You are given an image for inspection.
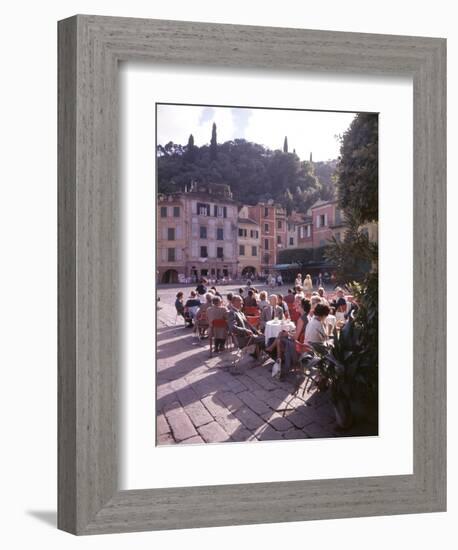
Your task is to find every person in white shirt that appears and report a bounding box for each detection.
[303,274,313,294]
[309,295,322,320]
[258,291,269,311]
[294,285,305,299]
[326,306,337,336]
[305,303,330,344]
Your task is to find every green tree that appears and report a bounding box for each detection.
[185,133,196,163]
[336,113,378,223]
[157,136,332,210]
[210,122,218,162]
[323,113,379,428]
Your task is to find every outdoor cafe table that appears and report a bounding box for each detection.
[264,319,296,345]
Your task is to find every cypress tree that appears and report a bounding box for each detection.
[283,136,288,153]
[210,122,217,161]
[186,133,196,163]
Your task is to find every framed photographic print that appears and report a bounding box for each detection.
[58,15,446,534]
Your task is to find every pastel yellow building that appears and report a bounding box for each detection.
[237,205,261,278]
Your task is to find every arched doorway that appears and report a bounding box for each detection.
[161,269,179,284]
[241,266,256,278]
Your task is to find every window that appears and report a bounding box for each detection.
[173,206,180,217]
[167,227,175,241]
[197,202,210,216]
[217,247,224,259]
[217,228,224,240]
[238,228,247,238]
[223,206,227,218]
[264,223,269,233]
[239,245,245,256]
[264,207,269,217]
[277,220,282,229]
[160,206,167,218]
[264,239,269,250]
[317,214,326,227]
[167,248,175,262]
[307,225,312,238]
[200,226,207,239]
[289,237,294,246]
[277,235,281,244]
[200,246,208,258]
[251,246,257,256]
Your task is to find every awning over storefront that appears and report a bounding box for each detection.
[273,263,300,270]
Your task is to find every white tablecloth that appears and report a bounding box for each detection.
[264,320,295,344]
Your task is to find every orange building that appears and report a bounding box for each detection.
[247,201,286,274]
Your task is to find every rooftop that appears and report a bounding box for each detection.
[311,198,338,209]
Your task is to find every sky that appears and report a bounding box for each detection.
[156,104,357,162]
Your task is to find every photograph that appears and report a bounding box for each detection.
[155,103,379,445]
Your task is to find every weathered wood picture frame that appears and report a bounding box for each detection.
[58,14,446,535]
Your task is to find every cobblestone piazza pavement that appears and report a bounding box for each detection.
[156,284,369,445]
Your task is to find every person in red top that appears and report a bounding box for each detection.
[294,298,312,344]
[283,288,295,306]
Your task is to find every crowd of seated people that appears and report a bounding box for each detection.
[173,276,358,372]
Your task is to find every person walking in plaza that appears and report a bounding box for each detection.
[294,273,302,287]
[316,272,323,288]
[303,274,313,294]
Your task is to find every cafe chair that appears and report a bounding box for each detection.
[243,306,259,317]
[195,310,209,340]
[209,319,232,357]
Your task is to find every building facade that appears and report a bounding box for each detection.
[286,212,302,249]
[310,200,338,248]
[157,194,186,283]
[297,212,313,249]
[185,182,238,281]
[157,182,238,283]
[237,205,261,278]
[247,201,286,274]
[157,190,377,284]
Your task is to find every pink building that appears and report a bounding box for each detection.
[311,200,337,248]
